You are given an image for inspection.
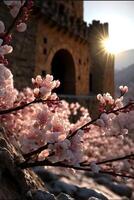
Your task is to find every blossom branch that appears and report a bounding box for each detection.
[1,0,133,182]
[4,0,28,37]
[23,143,50,159]
[67,117,98,140]
[18,159,134,179]
[22,101,134,160]
[107,101,134,114]
[68,101,134,140]
[80,153,134,166]
[0,99,59,115]
[97,153,134,165]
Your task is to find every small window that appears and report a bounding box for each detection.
[44,37,47,44]
[41,70,46,77]
[43,48,47,54]
[72,2,74,6]
[48,1,52,6]
[70,16,74,25]
[79,59,81,65]
[59,4,64,15]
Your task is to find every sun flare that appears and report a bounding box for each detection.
[102,37,123,54]
[100,15,134,55]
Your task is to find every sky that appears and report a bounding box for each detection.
[84,1,134,53]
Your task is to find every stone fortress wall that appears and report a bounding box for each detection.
[0,0,114,116]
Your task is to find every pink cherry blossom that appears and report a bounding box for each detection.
[0,39,3,46]
[119,85,128,94]
[0,21,5,33]
[17,23,27,32]
[0,1,133,183]
[0,45,13,55]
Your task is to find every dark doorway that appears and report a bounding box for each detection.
[51,49,75,94]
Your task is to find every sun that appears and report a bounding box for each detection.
[102,37,123,54]
[100,15,134,55]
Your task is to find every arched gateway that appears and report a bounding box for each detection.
[51,49,75,95]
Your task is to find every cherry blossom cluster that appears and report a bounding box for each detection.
[32,75,60,100]
[0,73,90,165]
[0,0,33,65]
[3,0,33,32]
[0,19,13,65]
[0,63,18,109]
[97,86,129,114]
[97,89,127,113]
[0,66,133,179]
[0,0,133,181]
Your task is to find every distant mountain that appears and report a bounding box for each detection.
[115,49,134,71]
[115,63,134,85]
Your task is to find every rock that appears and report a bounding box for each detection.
[107,183,132,198]
[75,187,108,200]
[85,172,112,182]
[33,167,59,183]
[34,168,123,200]
[31,189,56,200]
[57,192,74,200]
[95,177,132,198]
[49,180,77,195]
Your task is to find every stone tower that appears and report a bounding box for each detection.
[35,0,89,95]
[88,20,114,95]
[0,0,114,97]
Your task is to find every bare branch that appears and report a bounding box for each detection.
[18,159,134,179]
[80,153,134,166]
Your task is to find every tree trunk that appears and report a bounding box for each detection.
[0,126,56,200]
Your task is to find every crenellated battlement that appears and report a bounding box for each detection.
[35,1,109,45]
[36,0,89,43]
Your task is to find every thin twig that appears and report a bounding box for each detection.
[0,99,59,115]
[80,153,134,166]
[23,143,50,159]
[107,101,134,114]
[67,117,98,140]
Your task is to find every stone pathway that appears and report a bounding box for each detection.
[34,167,133,200]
